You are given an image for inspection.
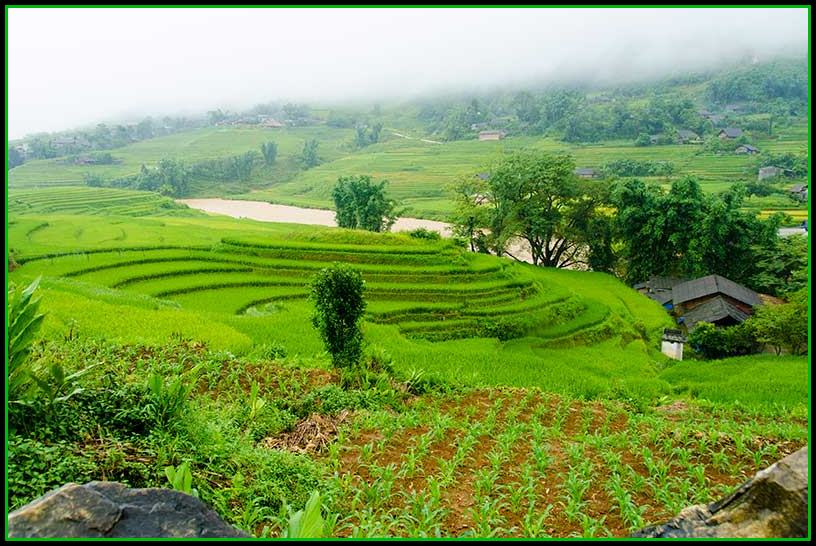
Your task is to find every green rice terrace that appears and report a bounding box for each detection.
[6,205,809,538]
[9,213,678,395]
[8,186,201,217]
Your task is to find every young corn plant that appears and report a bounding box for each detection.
[531,443,552,474]
[469,496,511,538]
[563,468,590,523]
[581,514,608,538]
[521,503,553,538]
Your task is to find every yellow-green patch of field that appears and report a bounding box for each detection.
[7,125,354,189]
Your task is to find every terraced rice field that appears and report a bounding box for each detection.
[15,237,593,344]
[9,212,676,396]
[319,388,807,538]
[8,186,199,217]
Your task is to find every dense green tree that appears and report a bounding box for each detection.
[332,175,397,233]
[135,159,190,196]
[8,147,24,169]
[301,139,320,168]
[354,123,383,148]
[757,152,808,178]
[326,111,356,128]
[512,91,540,126]
[207,109,226,125]
[260,141,278,166]
[310,264,366,369]
[613,179,673,283]
[83,173,105,187]
[449,174,492,253]
[136,117,154,140]
[750,289,808,356]
[229,151,259,181]
[613,177,779,286]
[283,103,310,124]
[750,234,808,297]
[689,185,779,284]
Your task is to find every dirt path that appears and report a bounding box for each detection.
[389,129,442,145]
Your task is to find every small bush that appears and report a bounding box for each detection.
[248,342,288,360]
[688,321,759,359]
[7,437,97,510]
[406,228,442,241]
[479,317,528,340]
[241,404,298,442]
[310,264,366,369]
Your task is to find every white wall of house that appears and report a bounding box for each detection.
[661,340,684,360]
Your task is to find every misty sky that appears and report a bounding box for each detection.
[8,7,808,140]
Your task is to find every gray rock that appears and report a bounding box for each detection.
[632,446,808,538]
[8,481,249,538]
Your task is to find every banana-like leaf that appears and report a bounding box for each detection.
[283,491,324,538]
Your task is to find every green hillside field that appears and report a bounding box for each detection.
[9,120,808,223]
[7,202,807,538]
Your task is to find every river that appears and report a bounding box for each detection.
[177,198,454,236]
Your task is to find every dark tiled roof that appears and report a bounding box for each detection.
[683,295,752,330]
[662,328,687,342]
[738,144,759,152]
[672,274,761,307]
[649,291,674,306]
[677,130,699,139]
[719,127,743,138]
[476,172,490,180]
[574,168,596,176]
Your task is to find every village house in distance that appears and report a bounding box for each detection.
[478,130,506,141]
[636,274,765,360]
[718,127,743,139]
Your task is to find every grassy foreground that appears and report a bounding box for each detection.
[8,337,807,538]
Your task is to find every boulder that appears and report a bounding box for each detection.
[632,446,808,538]
[7,481,249,538]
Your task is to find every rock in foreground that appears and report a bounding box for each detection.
[632,446,808,538]
[7,481,249,538]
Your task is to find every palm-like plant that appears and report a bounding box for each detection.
[8,276,45,403]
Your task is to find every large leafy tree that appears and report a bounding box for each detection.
[611,179,670,283]
[613,177,780,288]
[332,175,396,233]
[453,150,609,268]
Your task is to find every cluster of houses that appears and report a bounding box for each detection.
[635,274,769,360]
[645,126,749,148]
[215,115,288,128]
